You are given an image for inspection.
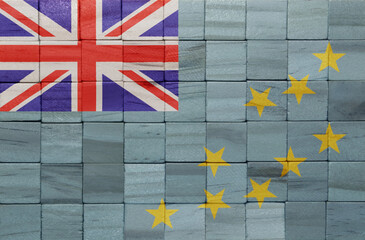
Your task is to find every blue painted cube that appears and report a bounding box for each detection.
[125,123,165,163]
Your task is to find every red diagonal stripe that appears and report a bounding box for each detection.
[106,0,170,37]
[122,70,178,111]
[0,0,54,37]
[0,70,68,111]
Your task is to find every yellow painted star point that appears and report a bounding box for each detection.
[274,147,307,177]
[283,75,316,104]
[313,42,346,72]
[313,123,346,153]
[146,199,179,229]
[245,87,277,117]
[244,179,277,208]
[199,189,231,219]
[198,147,231,177]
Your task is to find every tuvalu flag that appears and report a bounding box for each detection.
[0,0,365,240]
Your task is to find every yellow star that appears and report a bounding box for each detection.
[313,123,346,153]
[274,147,307,177]
[313,42,346,72]
[145,199,179,229]
[245,87,277,117]
[245,179,277,208]
[198,147,231,177]
[283,75,316,104]
[198,189,231,219]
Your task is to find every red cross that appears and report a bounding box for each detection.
[0,0,178,111]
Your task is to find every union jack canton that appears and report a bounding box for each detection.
[0,0,179,112]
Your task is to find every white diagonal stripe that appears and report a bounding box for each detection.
[134,70,178,101]
[122,1,164,40]
[121,77,165,111]
[39,0,78,40]
[0,1,38,40]
[0,63,39,82]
